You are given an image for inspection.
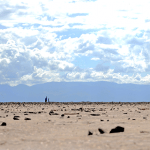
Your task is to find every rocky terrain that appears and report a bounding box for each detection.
[0,102,150,150]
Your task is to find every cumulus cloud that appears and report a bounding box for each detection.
[0,0,150,86]
[96,36,113,44]
[91,57,100,61]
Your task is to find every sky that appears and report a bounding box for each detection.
[0,0,150,87]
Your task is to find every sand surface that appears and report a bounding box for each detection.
[0,102,150,150]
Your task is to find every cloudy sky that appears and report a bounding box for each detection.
[0,0,150,86]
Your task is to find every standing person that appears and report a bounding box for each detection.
[48,98,49,102]
[45,96,47,102]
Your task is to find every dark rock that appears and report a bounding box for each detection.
[71,108,83,111]
[49,112,59,115]
[13,116,20,120]
[29,112,36,114]
[61,114,64,117]
[84,110,90,112]
[24,114,28,115]
[14,116,20,117]
[1,122,6,126]
[90,114,100,116]
[132,119,136,120]
[100,120,104,121]
[98,128,105,134]
[110,126,124,133]
[50,110,54,113]
[107,120,109,121]
[140,131,150,133]
[67,116,70,118]
[53,113,59,115]
[79,107,83,111]
[24,118,31,120]
[123,113,127,114]
[88,131,93,136]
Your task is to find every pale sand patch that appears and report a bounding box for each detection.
[0,102,150,150]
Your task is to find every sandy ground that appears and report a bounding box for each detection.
[0,102,150,150]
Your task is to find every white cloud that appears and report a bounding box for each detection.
[0,0,150,86]
[91,58,99,61]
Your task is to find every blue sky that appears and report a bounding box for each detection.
[0,0,150,86]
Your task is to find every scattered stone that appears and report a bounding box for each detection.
[0,122,6,126]
[49,112,59,115]
[140,131,150,133]
[84,110,90,112]
[132,119,136,120]
[67,116,70,118]
[107,120,109,121]
[98,128,105,134]
[13,116,20,120]
[90,114,100,116]
[79,107,83,111]
[29,112,37,114]
[49,110,59,115]
[61,114,64,117]
[128,118,130,120]
[139,108,149,110]
[50,110,54,113]
[24,114,28,115]
[88,131,93,136]
[71,108,83,111]
[110,126,124,133]
[24,118,31,120]
[100,119,104,121]
[143,117,147,120]
[123,113,127,114]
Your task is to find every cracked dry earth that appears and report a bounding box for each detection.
[0,102,150,150]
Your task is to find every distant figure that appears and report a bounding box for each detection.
[45,96,47,102]
[48,98,49,102]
